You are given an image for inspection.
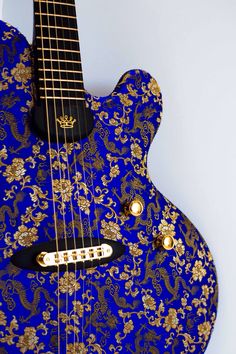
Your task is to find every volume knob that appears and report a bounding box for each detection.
[162,235,175,251]
[126,199,144,217]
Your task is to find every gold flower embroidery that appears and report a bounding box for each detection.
[124,320,134,334]
[158,219,176,238]
[164,308,179,332]
[14,225,38,247]
[77,196,91,214]
[101,220,122,240]
[11,62,31,85]
[73,301,84,317]
[53,179,73,202]
[0,145,7,160]
[3,158,26,183]
[142,294,156,311]
[198,321,211,341]
[202,285,210,299]
[192,260,206,282]
[110,164,120,178]
[0,81,8,91]
[16,327,39,353]
[42,311,51,322]
[0,311,6,326]
[131,142,142,160]
[128,243,143,257]
[91,100,101,111]
[59,272,80,296]
[119,94,133,107]
[115,126,123,136]
[148,77,161,97]
[67,343,88,354]
[175,238,185,256]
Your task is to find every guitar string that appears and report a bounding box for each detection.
[44,1,67,351]
[57,0,85,349]
[75,15,102,345]
[44,0,101,348]
[37,0,61,352]
[65,0,94,346]
[72,0,105,342]
[49,0,74,350]
[71,0,100,345]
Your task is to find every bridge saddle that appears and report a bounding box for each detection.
[36,243,113,267]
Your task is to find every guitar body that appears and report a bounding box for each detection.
[0,21,218,353]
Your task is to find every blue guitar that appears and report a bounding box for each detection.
[0,1,218,353]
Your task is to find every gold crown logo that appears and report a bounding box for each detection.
[57,115,76,129]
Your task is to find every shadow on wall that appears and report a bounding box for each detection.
[3,0,33,42]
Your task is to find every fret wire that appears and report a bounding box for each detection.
[35,12,76,19]
[39,78,83,83]
[36,36,79,43]
[38,69,82,73]
[34,0,84,99]
[34,0,75,7]
[40,88,85,92]
[37,47,80,53]
[40,96,85,100]
[38,58,81,63]
[35,24,78,31]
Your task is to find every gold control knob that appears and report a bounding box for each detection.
[126,199,144,217]
[162,235,175,251]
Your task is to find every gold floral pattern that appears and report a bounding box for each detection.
[164,308,179,332]
[158,219,176,239]
[192,260,207,282]
[0,311,6,326]
[198,321,212,341]
[67,343,88,354]
[148,77,161,97]
[100,220,122,240]
[14,225,38,247]
[0,19,217,354]
[142,294,156,310]
[131,141,142,160]
[53,178,73,203]
[16,327,39,353]
[58,272,81,296]
[3,158,26,183]
[11,63,31,86]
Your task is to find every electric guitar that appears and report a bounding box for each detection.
[0,1,218,353]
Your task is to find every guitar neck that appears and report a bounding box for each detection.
[33,0,85,101]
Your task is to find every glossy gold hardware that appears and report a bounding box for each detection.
[36,252,50,268]
[36,244,113,267]
[162,235,175,251]
[125,198,144,217]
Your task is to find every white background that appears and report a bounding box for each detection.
[1,1,236,353]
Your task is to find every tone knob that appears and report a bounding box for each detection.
[126,199,144,217]
[162,235,175,251]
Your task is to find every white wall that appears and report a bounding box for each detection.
[1,1,236,353]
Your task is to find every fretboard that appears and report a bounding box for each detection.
[33,0,84,101]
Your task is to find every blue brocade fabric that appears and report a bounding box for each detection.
[0,21,218,353]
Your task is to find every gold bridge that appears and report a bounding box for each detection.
[36,244,113,267]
